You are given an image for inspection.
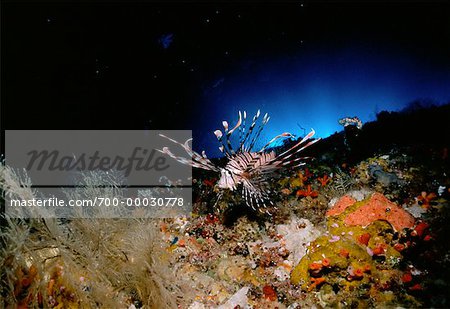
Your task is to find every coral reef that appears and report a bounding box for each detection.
[289,191,432,307]
[2,105,450,308]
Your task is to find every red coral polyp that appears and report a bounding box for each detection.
[357,233,371,246]
[372,244,387,256]
[296,185,319,198]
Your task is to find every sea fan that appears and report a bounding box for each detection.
[158,110,320,212]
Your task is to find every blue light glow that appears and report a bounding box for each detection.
[194,47,450,157]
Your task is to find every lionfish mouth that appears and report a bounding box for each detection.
[158,110,320,213]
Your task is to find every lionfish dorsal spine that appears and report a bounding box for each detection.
[238,109,261,152]
[222,121,229,132]
[223,111,242,155]
[214,129,232,157]
[238,110,247,147]
[220,120,236,154]
[228,111,242,136]
[247,112,270,152]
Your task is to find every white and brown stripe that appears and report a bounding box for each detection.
[158,110,320,213]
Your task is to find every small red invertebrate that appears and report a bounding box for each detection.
[402,272,413,283]
[317,174,331,187]
[393,243,406,252]
[347,267,364,281]
[417,191,437,209]
[263,285,277,301]
[303,168,313,179]
[372,243,387,256]
[339,249,350,258]
[423,235,432,241]
[295,170,309,184]
[322,258,331,267]
[353,268,364,278]
[309,277,326,290]
[411,222,429,237]
[358,233,371,246]
[309,262,323,270]
[203,178,217,187]
[409,283,423,291]
[178,239,186,247]
[205,213,219,224]
[296,185,319,198]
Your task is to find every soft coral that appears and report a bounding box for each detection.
[296,185,319,198]
[317,174,331,187]
[417,191,437,209]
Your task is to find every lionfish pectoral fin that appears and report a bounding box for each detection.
[158,134,219,171]
[240,176,274,213]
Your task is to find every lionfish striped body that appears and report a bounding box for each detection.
[158,110,319,212]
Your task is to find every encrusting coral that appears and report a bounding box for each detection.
[328,192,415,232]
[290,191,424,307]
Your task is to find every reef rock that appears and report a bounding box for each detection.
[276,216,322,264]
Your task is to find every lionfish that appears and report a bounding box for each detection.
[158,110,320,213]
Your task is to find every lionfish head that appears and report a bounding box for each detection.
[217,168,236,190]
